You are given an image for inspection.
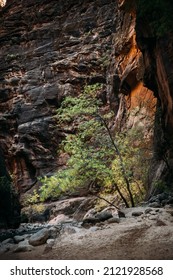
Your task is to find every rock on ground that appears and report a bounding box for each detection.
[29,228,50,246]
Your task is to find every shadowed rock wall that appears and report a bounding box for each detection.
[136,1,173,196]
[0,0,117,192]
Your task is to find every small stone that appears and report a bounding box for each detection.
[148,215,157,220]
[144,208,152,214]
[46,239,55,246]
[156,219,167,226]
[82,217,100,226]
[107,217,120,224]
[118,211,126,218]
[18,240,29,246]
[14,235,25,243]
[89,226,100,232]
[95,211,113,221]
[148,202,161,208]
[132,211,143,217]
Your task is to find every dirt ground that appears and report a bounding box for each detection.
[1,207,173,260]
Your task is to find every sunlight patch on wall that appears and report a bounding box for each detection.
[0,0,6,7]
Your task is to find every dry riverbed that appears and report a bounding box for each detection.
[1,207,173,260]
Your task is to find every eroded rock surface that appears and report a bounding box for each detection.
[0,0,156,197]
[0,0,117,192]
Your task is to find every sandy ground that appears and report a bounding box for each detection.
[1,207,173,260]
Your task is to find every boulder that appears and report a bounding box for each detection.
[14,241,33,253]
[48,214,71,225]
[82,208,114,225]
[29,228,49,246]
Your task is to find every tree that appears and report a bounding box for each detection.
[39,84,146,207]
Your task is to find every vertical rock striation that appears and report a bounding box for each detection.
[107,1,156,135]
[136,1,173,196]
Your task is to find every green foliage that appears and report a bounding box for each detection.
[83,83,103,96]
[137,0,173,37]
[24,189,40,206]
[39,84,147,207]
[21,203,46,223]
[5,53,20,62]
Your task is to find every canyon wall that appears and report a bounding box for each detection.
[0,0,157,208]
[0,0,118,194]
[135,0,173,196]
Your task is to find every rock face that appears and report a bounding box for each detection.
[135,1,173,196]
[0,0,120,193]
[0,0,156,193]
[0,0,160,214]
[0,148,20,228]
